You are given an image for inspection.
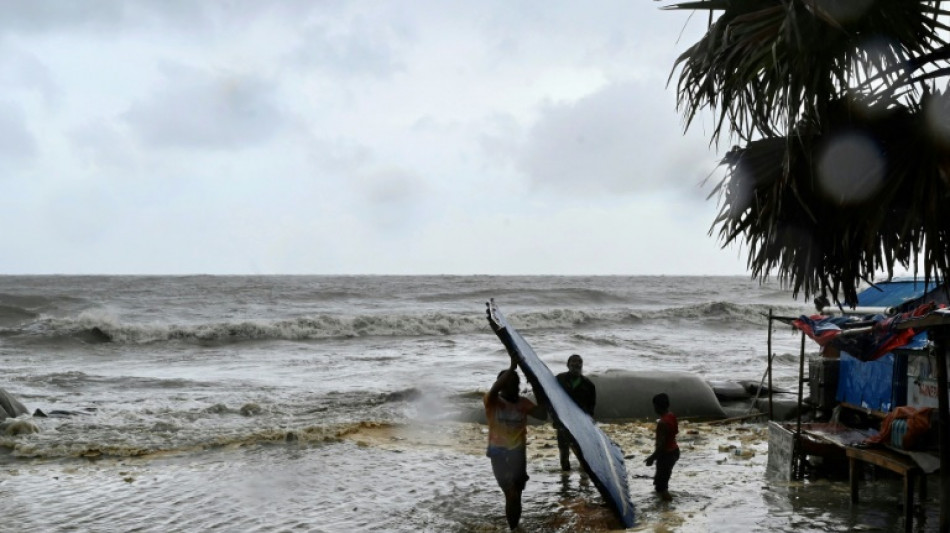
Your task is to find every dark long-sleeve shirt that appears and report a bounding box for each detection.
[555,372,596,415]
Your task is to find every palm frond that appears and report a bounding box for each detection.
[668,0,950,144]
[663,1,950,303]
[711,93,950,306]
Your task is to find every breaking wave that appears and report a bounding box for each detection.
[0,304,37,326]
[5,302,807,345]
[654,302,806,326]
[418,287,629,306]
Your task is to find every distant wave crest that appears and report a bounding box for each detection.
[420,287,628,306]
[0,304,39,326]
[10,302,806,345]
[19,310,493,344]
[652,301,803,326]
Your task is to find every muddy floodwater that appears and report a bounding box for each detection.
[2,420,938,532]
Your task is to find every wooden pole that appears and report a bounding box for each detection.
[796,329,806,478]
[934,327,950,533]
[797,330,805,434]
[768,309,774,420]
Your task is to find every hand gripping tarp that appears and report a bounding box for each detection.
[486,300,635,528]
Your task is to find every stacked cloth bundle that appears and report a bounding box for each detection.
[865,406,934,450]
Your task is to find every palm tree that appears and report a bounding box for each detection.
[663,0,950,307]
[663,3,950,530]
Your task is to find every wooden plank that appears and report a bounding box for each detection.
[846,446,923,533]
[846,447,919,475]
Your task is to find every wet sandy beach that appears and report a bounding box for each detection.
[344,419,776,531]
[3,418,936,532]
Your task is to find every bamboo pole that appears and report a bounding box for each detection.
[795,329,806,479]
[934,327,950,533]
[768,309,774,420]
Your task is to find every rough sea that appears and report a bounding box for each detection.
[0,276,935,532]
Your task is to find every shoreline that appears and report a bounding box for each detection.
[341,418,770,531]
[2,418,928,531]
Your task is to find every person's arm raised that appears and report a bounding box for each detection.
[488,357,518,400]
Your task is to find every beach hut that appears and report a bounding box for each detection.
[821,279,948,416]
[765,279,946,429]
[766,279,950,531]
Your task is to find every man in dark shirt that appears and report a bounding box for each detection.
[554,353,596,471]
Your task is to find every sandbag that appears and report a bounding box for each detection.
[589,370,726,420]
[708,380,751,401]
[0,387,29,421]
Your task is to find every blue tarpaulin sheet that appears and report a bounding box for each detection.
[857,280,940,309]
[899,331,930,351]
[837,352,896,411]
[822,281,942,412]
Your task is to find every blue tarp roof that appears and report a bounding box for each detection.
[899,331,930,351]
[857,279,941,308]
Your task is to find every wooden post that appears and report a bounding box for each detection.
[797,330,805,433]
[795,329,806,478]
[768,309,774,420]
[934,327,950,533]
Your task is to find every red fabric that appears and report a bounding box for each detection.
[865,406,932,450]
[865,302,936,360]
[659,412,679,452]
[791,314,843,346]
[793,302,945,361]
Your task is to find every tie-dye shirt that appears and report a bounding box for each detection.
[484,394,536,450]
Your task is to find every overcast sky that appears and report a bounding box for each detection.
[0,1,753,275]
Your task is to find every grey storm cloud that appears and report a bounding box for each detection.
[0,46,61,108]
[294,19,408,79]
[355,167,429,232]
[0,102,37,160]
[0,1,752,275]
[0,1,209,36]
[361,168,426,205]
[123,65,286,150]
[0,1,321,37]
[0,1,127,34]
[516,81,705,195]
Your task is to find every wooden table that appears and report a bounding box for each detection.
[847,446,925,533]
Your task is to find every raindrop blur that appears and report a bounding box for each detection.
[811,0,874,24]
[925,91,950,148]
[817,133,885,204]
[725,163,756,219]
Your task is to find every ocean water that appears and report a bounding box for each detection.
[0,276,932,531]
